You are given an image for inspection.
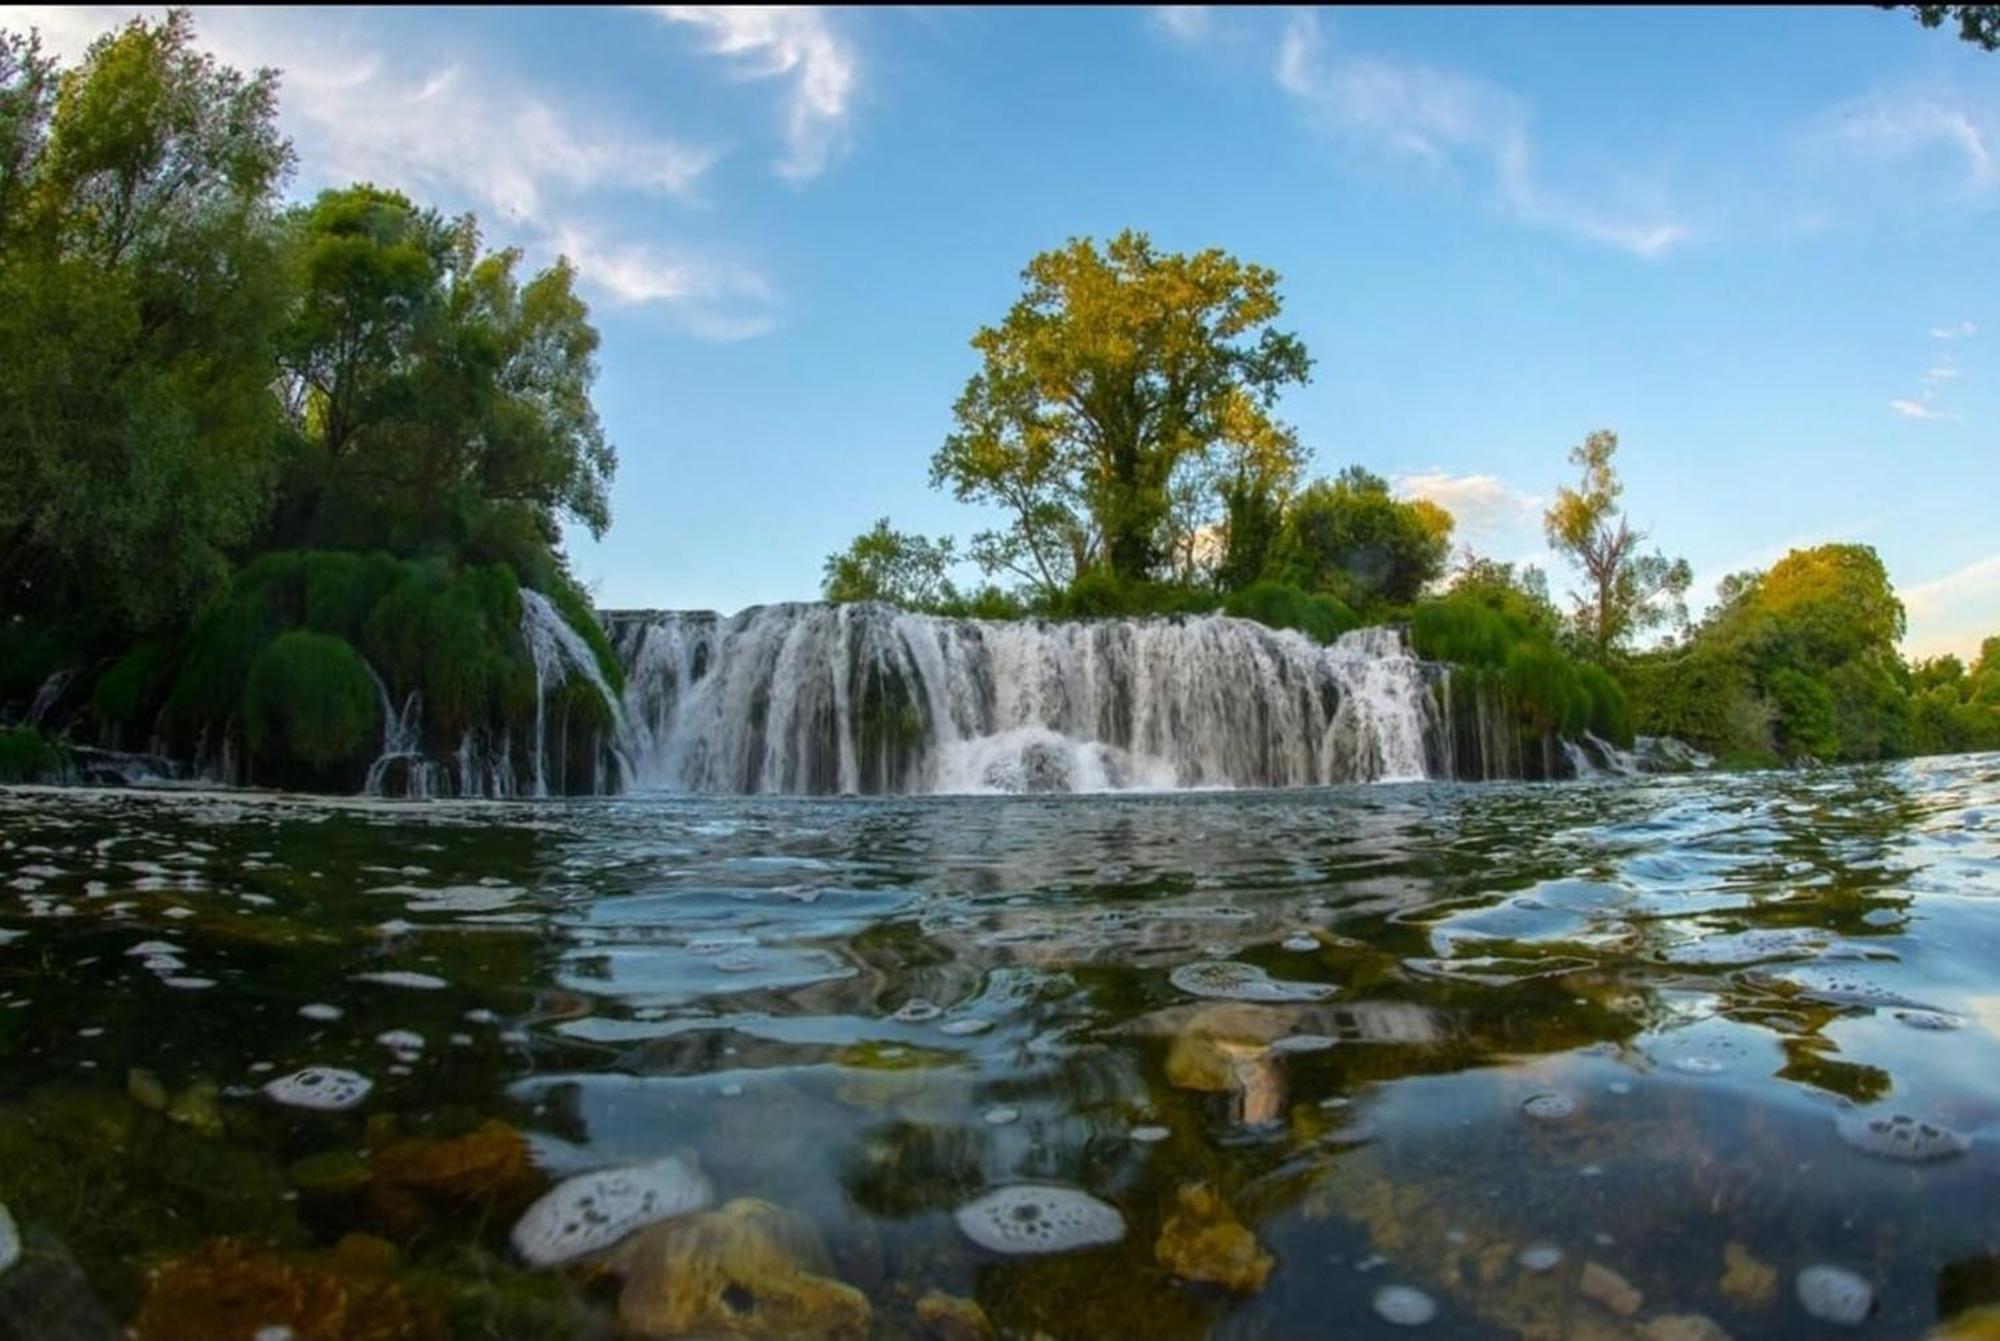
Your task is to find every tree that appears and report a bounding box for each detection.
[273,185,616,559]
[1756,544,1905,670]
[822,519,961,608]
[931,231,1310,600]
[1887,4,2000,49]
[0,10,291,629]
[1543,430,1691,660]
[1268,467,1454,609]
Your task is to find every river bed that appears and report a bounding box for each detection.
[1,755,1997,1339]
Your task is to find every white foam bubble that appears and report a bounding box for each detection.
[352,971,448,990]
[1373,1285,1437,1326]
[262,1066,372,1112]
[1835,1111,1969,1162]
[954,1184,1125,1255]
[1797,1265,1872,1326]
[510,1157,712,1268]
[1170,960,1335,1002]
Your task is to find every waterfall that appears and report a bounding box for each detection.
[609,603,1447,795]
[360,662,435,798]
[520,588,631,798]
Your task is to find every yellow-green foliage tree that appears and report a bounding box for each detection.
[1544,430,1692,661]
[930,230,1310,600]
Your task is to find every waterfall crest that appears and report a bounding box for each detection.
[611,603,1448,795]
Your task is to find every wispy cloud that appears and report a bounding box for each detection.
[1266,11,1689,258]
[1889,323,1974,422]
[1393,471,1542,546]
[1150,6,1214,45]
[1903,554,2000,660]
[0,5,783,337]
[551,227,779,340]
[1830,94,1999,197]
[646,7,858,183]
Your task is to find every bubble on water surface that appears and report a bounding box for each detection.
[1893,1009,1964,1031]
[1271,1033,1337,1054]
[376,1030,424,1052]
[0,1203,17,1274]
[299,1003,342,1022]
[892,998,943,1023]
[1671,1057,1724,1075]
[1169,960,1334,1002]
[263,1067,372,1112]
[1373,1285,1438,1326]
[1834,1111,1969,1162]
[1130,1125,1170,1143]
[984,1106,1020,1125]
[939,1017,993,1036]
[352,971,447,990]
[510,1156,712,1268]
[1282,934,1319,952]
[1520,1092,1576,1121]
[1797,1265,1873,1325]
[955,1184,1125,1255]
[1517,1244,1563,1273]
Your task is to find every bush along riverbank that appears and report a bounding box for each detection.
[9,552,626,796]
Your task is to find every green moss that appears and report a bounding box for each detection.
[91,639,169,729]
[0,727,68,782]
[242,631,379,769]
[1221,580,1357,643]
[303,550,402,642]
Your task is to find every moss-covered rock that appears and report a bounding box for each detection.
[130,1236,444,1341]
[610,1199,870,1340]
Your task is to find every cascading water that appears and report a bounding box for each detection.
[520,588,632,798]
[610,603,1448,795]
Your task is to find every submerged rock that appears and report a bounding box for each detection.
[1719,1241,1777,1309]
[915,1289,993,1341]
[1515,1243,1563,1274]
[1643,1316,1734,1341]
[0,1223,120,1341]
[1835,1111,1970,1162]
[1580,1261,1643,1316]
[371,1119,533,1202]
[1797,1264,1873,1326]
[130,1237,441,1341]
[1170,960,1334,1003]
[610,1198,869,1340]
[511,1155,711,1268]
[1154,1183,1274,1293]
[954,1184,1125,1255]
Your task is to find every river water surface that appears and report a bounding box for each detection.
[2,756,1998,1339]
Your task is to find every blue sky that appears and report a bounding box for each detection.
[10,5,1999,659]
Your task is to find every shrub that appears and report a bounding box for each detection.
[0,728,67,783]
[92,640,169,730]
[242,631,379,769]
[1222,580,1358,644]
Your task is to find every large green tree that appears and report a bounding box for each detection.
[273,184,615,561]
[0,11,291,629]
[1543,429,1691,660]
[931,231,1310,599]
[1888,4,2000,49]
[822,518,960,608]
[1267,467,1454,609]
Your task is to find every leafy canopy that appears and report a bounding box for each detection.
[1543,430,1691,659]
[931,230,1310,598]
[822,519,961,608]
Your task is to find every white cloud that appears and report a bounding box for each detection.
[1890,398,1961,421]
[1933,320,1979,340]
[646,6,857,182]
[1392,471,1542,545]
[1151,6,1214,45]
[1903,554,2000,660]
[552,227,779,340]
[1832,94,1999,196]
[1271,11,1689,258]
[0,6,781,336]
